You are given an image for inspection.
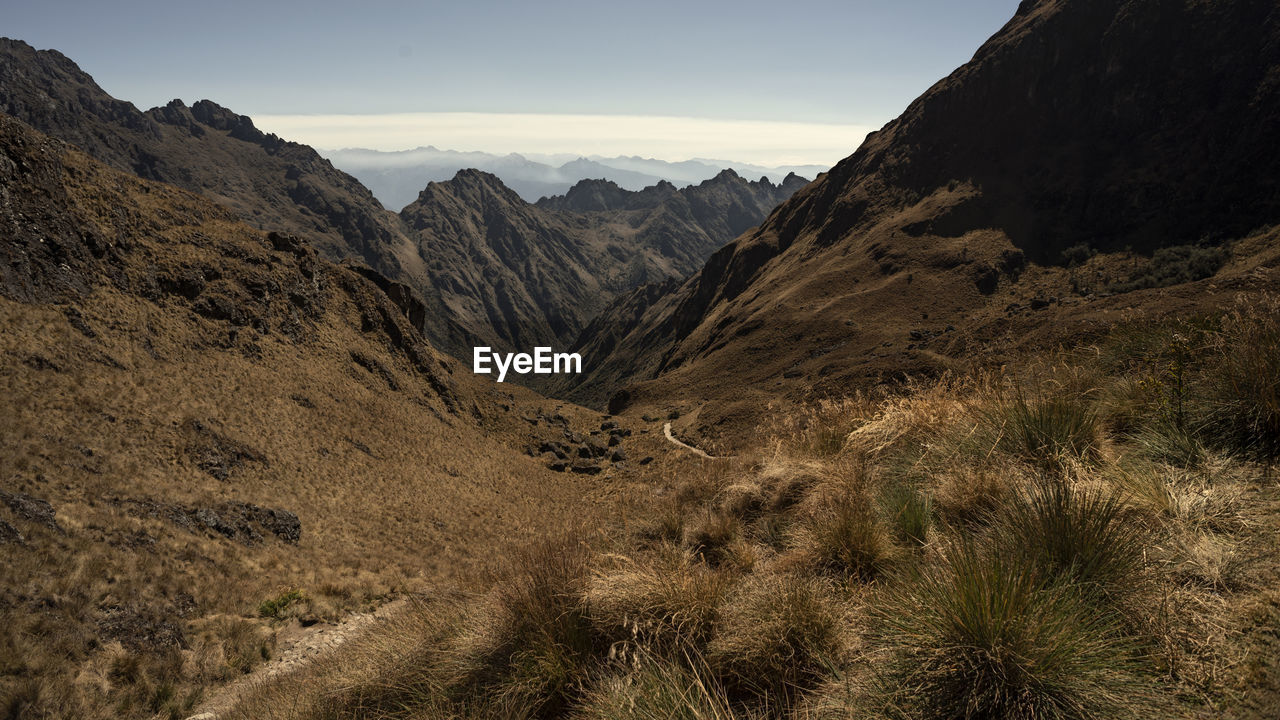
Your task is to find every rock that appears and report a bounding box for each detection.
[1030,297,1050,310]
[608,427,631,438]
[578,439,608,459]
[0,519,23,544]
[0,491,60,531]
[569,462,603,475]
[610,448,627,463]
[600,420,617,431]
[547,460,569,472]
[607,434,620,447]
[117,497,300,545]
[639,456,654,465]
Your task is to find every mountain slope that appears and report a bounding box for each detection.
[562,0,1280,445]
[0,113,645,718]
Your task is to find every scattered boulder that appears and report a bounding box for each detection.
[609,448,627,463]
[0,491,60,532]
[117,497,300,545]
[97,606,186,651]
[578,439,608,459]
[183,418,267,481]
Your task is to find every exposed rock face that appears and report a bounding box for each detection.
[561,0,1280,419]
[1,491,60,531]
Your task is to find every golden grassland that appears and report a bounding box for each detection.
[220,295,1280,720]
[0,130,657,719]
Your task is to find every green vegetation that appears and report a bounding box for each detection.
[1108,244,1230,293]
[257,589,305,619]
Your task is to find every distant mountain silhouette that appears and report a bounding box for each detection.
[325,145,824,210]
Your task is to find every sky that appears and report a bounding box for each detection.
[7,0,1022,166]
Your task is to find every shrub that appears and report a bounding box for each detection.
[257,589,304,619]
[708,574,842,704]
[1107,244,1229,294]
[875,543,1148,719]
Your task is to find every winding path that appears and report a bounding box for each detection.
[663,422,723,459]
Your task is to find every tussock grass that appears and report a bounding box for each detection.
[994,481,1146,599]
[587,545,729,657]
[794,491,892,580]
[1203,295,1280,460]
[214,297,1278,720]
[979,384,1102,470]
[574,655,736,720]
[708,573,843,705]
[878,481,932,546]
[874,542,1150,720]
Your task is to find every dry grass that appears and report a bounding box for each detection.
[0,138,650,719]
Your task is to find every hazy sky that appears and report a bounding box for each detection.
[8,0,1022,165]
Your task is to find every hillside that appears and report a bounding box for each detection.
[0,114,657,718]
[562,0,1280,449]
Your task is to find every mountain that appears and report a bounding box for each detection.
[325,145,824,209]
[0,39,809,370]
[560,0,1280,446]
[0,111,658,717]
[397,168,809,355]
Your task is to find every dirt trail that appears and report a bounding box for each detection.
[663,422,725,459]
[185,598,407,720]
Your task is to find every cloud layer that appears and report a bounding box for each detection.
[252,112,873,167]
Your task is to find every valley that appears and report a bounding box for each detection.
[2,0,1279,717]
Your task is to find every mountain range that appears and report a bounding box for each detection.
[0,37,807,364]
[4,0,1280,716]
[323,145,827,210]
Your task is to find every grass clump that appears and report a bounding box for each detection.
[796,491,891,580]
[875,543,1148,719]
[587,545,730,657]
[445,538,596,717]
[879,481,932,546]
[708,574,842,705]
[575,655,735,720]
[1203,296,1280,459]
[995,481,1146,599]
[257,589,304,619]
[982,386,1101,470]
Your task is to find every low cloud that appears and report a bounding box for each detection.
[252,112,874,167]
